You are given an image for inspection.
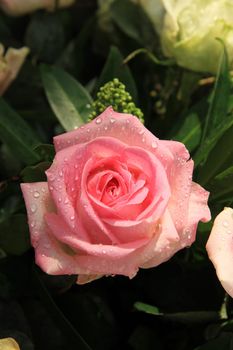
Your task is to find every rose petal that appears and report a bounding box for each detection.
[21,182,90,276]
[206,207,233,297]
[54,107,172,165]
[45,212,150,258]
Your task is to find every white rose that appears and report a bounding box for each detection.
[140,0,233,73]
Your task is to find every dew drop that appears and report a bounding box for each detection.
[151,141,158,149]
[58,197,62,203]
[104,126,108,131]
[31,204,37,213]
[223,220,229,227]
[102,249,106,254]
[64,198,69,204]
[70,216,75,221]
[30,221,35,228]
[74,164,78,169]
[59,170,63,177]
[87,128,90,133]
[95,117,102,124]
[49,186,54,191]
[110,118,115,124]
[138,129,144,135]
[33,191,40,198]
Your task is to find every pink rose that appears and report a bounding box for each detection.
[21,107,211,284]
[206,207,233,297]
[0,0,75,16]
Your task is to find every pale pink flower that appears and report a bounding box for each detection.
[21,107,211,284]
[206,207,233,297]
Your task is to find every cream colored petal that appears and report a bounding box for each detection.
[0,45,29,95]
[0,338,20,350]
[206,207,233,297]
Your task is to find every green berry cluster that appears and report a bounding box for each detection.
[89,78,144,123]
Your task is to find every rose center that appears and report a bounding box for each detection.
[106,178,120,198]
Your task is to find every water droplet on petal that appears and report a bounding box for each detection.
[49,186,54,191]
[31,221,35,228]
[151,141,158,149]
[64,198,69,204]
[110,118,115,124]
[58,197,62,203]
[59,170,63,177]
[95,117,102,124]
[31,204,37,213]
[223,220,229,227]
[33,191,40,198]
[70,216,75,221]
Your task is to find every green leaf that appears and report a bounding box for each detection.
[173,112,202,152]
[0,214,31,256]
[134,302,219,324]
[33,144,55,162]
[194,113,233,171]
[134,302,162,316]
[25,12,65,63]
[201,41,230,145]
[21,161,51,183]
[209,166,233,201]
[0,97,40,165]
[128,325,163,350]
[110,0,155,46]
[194,333,233,350]
[40,65,93,131]
[32,267,93,350]
[196,120,233,185]
[95,46,138,102]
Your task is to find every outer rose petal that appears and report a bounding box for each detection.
[206,207,233,297]
[20,182,91,276]
[142,182,211,268]
[54,107,173,167]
